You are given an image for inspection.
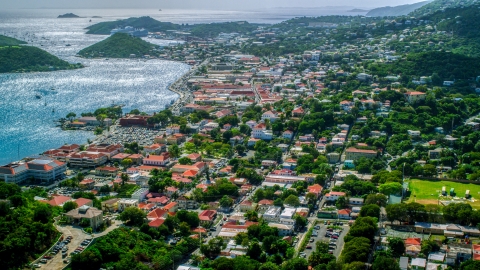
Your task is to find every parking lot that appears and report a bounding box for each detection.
[303,220,350,259]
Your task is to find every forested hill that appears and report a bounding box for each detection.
[410,0,479,17]
[0,46,81,73]
[85,16,180,34]
[366,1,432,17]
[0,35,27,46]
[77,33,159,58]
[367,51,480,84]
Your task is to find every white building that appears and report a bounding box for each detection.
[280,207,296,219]
[131,188,149,202]
[118,199,138,211]
[262,206,282,222]
[268,223,294,236]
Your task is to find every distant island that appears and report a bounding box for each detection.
[0,40,82,73]
[366,1,432,17]
[348,9,370,12]
[77,33,160,58]
[91,16,102,18]
[85,16,180,35]
[58,13,81,18]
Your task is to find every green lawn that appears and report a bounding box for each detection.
[406,179,480,209]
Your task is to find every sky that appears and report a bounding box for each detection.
[2,0,427,10]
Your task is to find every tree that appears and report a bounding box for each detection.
[360,204,380,218]
[335,196,347,209]
[421,240,440,257]
[308,251,335,268]
[460,260,480,270]
[63,201,78,213]
[282,258,308,270]
[119,207,146,227]
[372,255,400,270]
[120,158,133,169]
[219,195,234,208]
[168,144,180,158]
[341,237,371,264]
[71,249,103,270]
[66,112,76,121]
[379,182,403,196]
[201,237,224,259]
[176,210,200,228]
[245,210,259,222]
[179,222,192,237]
[259,262,280,270]
[294,214,308,229]
[33,203,52,223]
[284,194,300,207]
[96,113,107,127]
[178,157,193,165]
[388,237,405,258]
[365,194,388,207]
[386,204,407,223]
[235,144,246,155]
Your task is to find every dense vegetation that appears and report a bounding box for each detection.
[71,228,199,270]
[77,33,160,58]
[85,16,180,35]
[0,34,27,46]
[187,21,259,38]
[367,51,480,83]
[0,46,82,73]
[410,0,478,17]
[0,182,61,269]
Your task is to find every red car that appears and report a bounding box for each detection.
[306,245,312,249]
[43,255,52,259]
[331,235,339,239]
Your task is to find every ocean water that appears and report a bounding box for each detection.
[0,8,368,165]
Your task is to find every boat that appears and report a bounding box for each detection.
[159,9,162,11]
[52,108,55,113]
[35,94,41,99]
[65,44,71,47]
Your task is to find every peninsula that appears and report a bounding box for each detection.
[0,35,82,73]
[77,33,160,58]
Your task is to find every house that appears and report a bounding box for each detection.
[261,111,279,123]
[446,243,472,266]
[147,196,169,206]
[143,143,166,155]
[343,195,362,206]
[280,207,296,219]
[257,199,274,212]
[338,209,352,219]
[307,184,323,199]
[44,195,72,207]
[292,107,305,117]
[143,154,170,167]
[252,123,273,140]
[187,153,202,163]
[218,221,258,240]
[345,148,378,161]
[131,188,149,202]
[95,166,119,176]
[261,160,277,168]
[473,244,480,261]
[408,130,421,137]
[198,210,217,225]
[344,160,355,169]
[68,151,108,167]
[101,198,120,213]
[65,205,103,229]
[411,258,427,269]
[75,198,93,208]
[177,196,199,209]
[268,223,293,236]
[147,208,168,221]
[325,191,346,201]
[405,238,422,256]
[428,148,443,159]
[172,162,207,174]
[148,218,166,228]
[283,130,294,140]
[404,91,426,104]
[118,199,138,212]
[239,200,257,212]
[165,186,179,197]
[79,179,95,189]
[263,206,282,222]
[163,202,178,213]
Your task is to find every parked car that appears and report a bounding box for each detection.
[306,245,312,249]
[32,264,41,268]
[40,259,48,263]
[309,238,314,242]
[331,235,339,239]
[314,226,320,230]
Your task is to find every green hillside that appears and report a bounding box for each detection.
[367,51,480,82]
[0,35,27,46]
[0,46,82,73]
[85,16,180,35]
[77,33,159,58]
[366,1,432,17]
[410,0,478,16]
[188,21,258,37]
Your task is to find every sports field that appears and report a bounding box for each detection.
[406,179,480,209]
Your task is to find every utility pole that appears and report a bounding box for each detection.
[402,162,405,200]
